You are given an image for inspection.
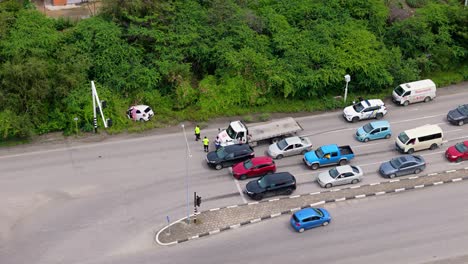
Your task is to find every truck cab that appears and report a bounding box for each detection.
[218,121,249,146]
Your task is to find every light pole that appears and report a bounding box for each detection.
[73,117,79,135]
[181,124,192,224]
[344,74,351,103]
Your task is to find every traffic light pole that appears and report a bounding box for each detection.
[194,192,198,223]
[91,81,108,133]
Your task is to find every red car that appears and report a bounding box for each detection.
[445,141,468,162]
[231,156,276,180]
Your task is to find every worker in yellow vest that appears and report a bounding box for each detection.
[194,125,201,141]
[203,136,209,152]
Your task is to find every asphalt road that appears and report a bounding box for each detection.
[0,84,467,263]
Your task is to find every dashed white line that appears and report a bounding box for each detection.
[234,179,247,204]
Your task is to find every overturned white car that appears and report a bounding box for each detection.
[127,105,154,121]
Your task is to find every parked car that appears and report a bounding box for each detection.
[392,79,436,106]
[445,141,468,163]
[379,155,426,178]
[355,121,392,142]
[244,172,296,200]
[317,165,363,188]
[267,136,312,159]
[231,157,276,180]
[290,208,331,233]
[447,104,468,126]
[343,99,387,123]
[206,144,254,170]
[127,105,154,121]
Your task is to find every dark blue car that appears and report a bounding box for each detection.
[290,208,331,233]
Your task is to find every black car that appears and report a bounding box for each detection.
[206,144,254,170]
[447,104,468,126]
[244,172,296,200]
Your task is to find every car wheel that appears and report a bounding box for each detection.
[389,174,396,179]
[276,154,283,160]
[298,228,305,233]
[311,163,320,170]
[351,179,359,184]
[403,101,409,106]
[324,183,332,189]
[424,97,431,103]
[407,148,414,154]
[458,120,464,126]
[253,194,263,201]
[363,138,369,143]
[352,117,359,123]
[215,164,223,170]
[414,169,421,174]
[456,157,463,163]
[376,113,383,119]
[240,175,247,180]
[139,118,145,121]
[385,134,391,139]
[429,143,438,150]
[322,221,329,226]
[339,159,347,166]
[284,188,293,195]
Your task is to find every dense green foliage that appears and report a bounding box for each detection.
[0,0,467,139]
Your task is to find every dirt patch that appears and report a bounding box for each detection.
[33,0,101,20]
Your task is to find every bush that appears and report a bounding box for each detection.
[258,113,271,122]
[406,0,428,8]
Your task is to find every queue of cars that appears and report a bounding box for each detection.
[204,79,466,233]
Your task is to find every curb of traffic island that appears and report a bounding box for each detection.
[155,167,468,246]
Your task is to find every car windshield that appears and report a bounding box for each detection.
[276,139,288,150]
[455,143,468,153]
[351,166,360,173]
[362,123,374,133]
[394,86,405,96]
[315,148,324,158]
[312,208,324,217]
[257,176,270,188]
[216,147,228,159]
[390,158,402,169]
[457,105,468,116]
[243,159,253,169]
[352,102,365,112]
[398,132,410,144]
[329,168,339,178]
[226,125,237,139]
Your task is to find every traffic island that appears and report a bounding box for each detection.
[156,168,468,246]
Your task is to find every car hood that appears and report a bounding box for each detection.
[343,106,357,116]
[206,151,220,162]
[232,162,247,174]
[448,109,463,120]
[356,127,366,137]
[446,146,461,157]
[246,180,264,194]
[217,130,232,144]
[268,143,281,155]
[304,151,318,162]
[380,161,396,174]
[317,171,334,184]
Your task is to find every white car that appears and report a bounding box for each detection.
[343,99,387,123]
[267,136,312,159]
[317,165,363,188]
[127,105,154,121]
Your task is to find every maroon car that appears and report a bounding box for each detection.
[231,156,276,180]
[445,141,468,162]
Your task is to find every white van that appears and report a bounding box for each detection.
[395,125,443,154]
[392,79,436,106]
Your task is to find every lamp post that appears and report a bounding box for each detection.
[181,124,192,224]
[73,117,79,135]
[344,74,351,103]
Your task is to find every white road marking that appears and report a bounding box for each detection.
[389,114,446,124]
[234,179,247,204]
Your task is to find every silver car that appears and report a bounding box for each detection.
[267,136,312,159]
[317,165,363,188]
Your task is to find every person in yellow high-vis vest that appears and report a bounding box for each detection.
[195,125,201,141]
[203,136,209,152]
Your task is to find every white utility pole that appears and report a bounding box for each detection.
[91,81,108,133]
[181,124,193,224]
[344,74,351,103]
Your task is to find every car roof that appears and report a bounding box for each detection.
[397,155,423,163]
[284,136,302,145]
[320,144,338,153]
[224,144,252,152]
[230,121,246,133]
[369,120,390,128]
[335,165,353,174]
[401,79,436,91]
[263,172,294,182]
[294,208,321,220]
[404,124,442,138]
[362,99,384,107]
[251,156,273,165]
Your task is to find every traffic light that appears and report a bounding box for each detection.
[106,118,113,127]
[195,195,202,207]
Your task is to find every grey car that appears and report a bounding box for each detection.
[267,136,312,159]
[317,165,363,188]
[379,155,426,179]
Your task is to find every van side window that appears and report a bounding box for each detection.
[419,133,442,142]
[408,138,416,145]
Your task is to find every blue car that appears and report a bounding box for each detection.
[290,208,331,233]
[355,120,392,142]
